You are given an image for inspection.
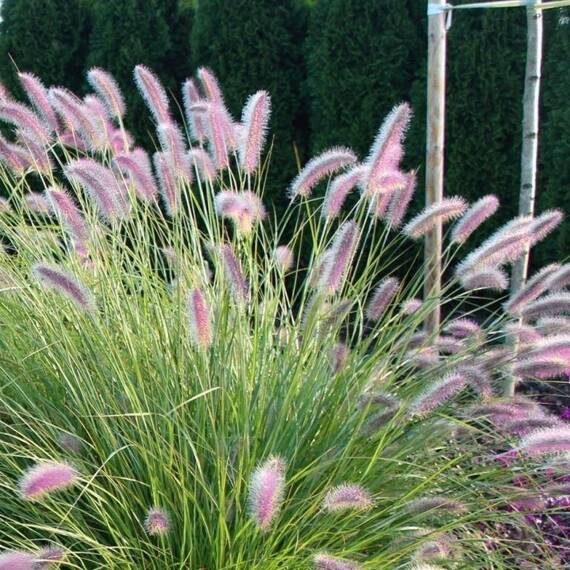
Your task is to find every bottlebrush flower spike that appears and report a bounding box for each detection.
[24,192,50,215]
[46,186,88,243]
[451,195,499,244]
[0,550,35,569]
[133,65,171,124]
[318,221,360,295]
[544,262,570,292]
[460,267,509,291]
[144,507,171,536]
[19,461,78,501]
[518,426,570,456]
[34,546,66,568]
[313,553,361,570]
[386,170,417,228]
[403,197,467,239]
[322,483,373,512]
[248,456,286,531]
[274,245,294,272]
[530,209,563,244]
[332,342,350,373]
[444,317,481,339]
[363,102,412,194]
[322,166,366,220]
[157,122,191,181]
[87,67,125,119]
[366,277,400,321]
[182,79,208,142]
[401,298,422,315]
[221,244,250,304]
[525,333,570,361]
[0,100,51,144]
[18,72,58,132]
[406,496,467,515]
[514,357,570,380]
[65,158,129,220]
[503,416,561,437]
[32,263,95,313]
[521,292,570,320]
[114,149,159,202]
[153,151,180,216]
[0,133,32,174]
[188,287,212,350]
[435,336,464,355]
[289,147,357,199]
[411,370,469,417]
[188,148,216,183]
[504,322,542,344]
[536,316,570,335]
[239,90,271,173]
[203,102,232,170]
[197,67,225,103]
[457,365,494,399]
[504,263,561,315]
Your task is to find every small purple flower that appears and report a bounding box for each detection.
[144,507,170,536]
[19,461,79,501]
[248,456,286,531]
[322,483,373,512]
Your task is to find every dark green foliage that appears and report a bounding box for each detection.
[192,0,307,211]
[0,0,89,96]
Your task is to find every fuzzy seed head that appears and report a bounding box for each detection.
[249,456,286,531]
[19,461,78,501]
[451,195,499,244]
[239,90,271,173]
[322,483,373,512]
[366,277,400,321]
[403,197,468,239]
[313,553,361,570]
[188,287,212,349]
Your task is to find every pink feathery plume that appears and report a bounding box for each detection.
[367,180,402,220]
[413,537,453,562]
[521,292,570,320]
[202,102,238,169]
[366,277,400,321]
[32,263,95,312]
[274,245,294,271]
[65,158,129,220]
[188,148,216,183]
[504,263,561,315]
[133,65,171,124]
[460,267,509,291]
[332,342,350,374]
[403,197,467,239]
[58,129,88,152]
[536,316,570,336]
[221,244,250,303]
[34,546,66,568]
[401,298,422,315]
[478,347,513,370]
[153,151,180,216]
[87,67,126,119]
[322,166,366,220]
[248,456,286,531]
[443,317,481,339]
[386,170,417,228]
[457,364,494,399]
[313,553,361,570]
[215,191,265,233]
[18,72,58,132]
[322,483,373,512]
[411,370,469,417]
[451,195,499,244]
[19,461,79,500]
[405,496,467,515]
[0,99,51,144]
[182,78,208,142]
[289,147,357,200]
[114,148,159,202]
[46,186,88,244]
[0,550,35,569]
[318,221,360,295]
[157,122,191,182]
[435,335,464,355]
[513,357,570,380]
[503,416,561,437]
[518,426,570,456]
[525,333,570,362]
[456,216,535,276]
[239,90,271,173]
[504,322,542,345]
[530,209,564,245]
[24,192,50,215]
[144,507,171,536]
[16,131,52,174]
[188,287,212,349]
[544,262,570,292]
[0,133,32,174]
[197,67,225,103]
[362,102,412,195]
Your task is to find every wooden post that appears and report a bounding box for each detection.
[511,0,543,295]
[424,0,448,335]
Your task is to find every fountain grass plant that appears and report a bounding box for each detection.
[0,66,568,569]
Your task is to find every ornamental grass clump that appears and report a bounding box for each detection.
[0,65,569,568]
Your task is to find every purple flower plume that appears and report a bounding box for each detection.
[322,483,373,512]
[133,65,171,124]
[215,191,266,233]
[34,546,66,568]
[19,461,78,501]
[0,133,33,174]
[451,195,499,244]
[24,192,50,215]
[318,221,360,295]
[197,67,225,104]
[239,90,271,174]
[386,170,417,228]
[504,322,542,345]
[188,287,212,349]
[460,267,509,292]
[0,550,35,569]
[443,317,481,339]
[401,298,422,315]
[406,496,467,516]
[289,147,357,199]
[505,263,561,315]
[514,356,570,379]
[87,67,126,119]
[249,456,286,531]
[157,122,191,182]
[411,370,469,417]
[202,102,233,171]
[332,342,350,374]
[182,79,208,143]
[153,151,180,216]
[32,263,95,313]
[363,102,412,195]
[367,172,407,219]
[322,166,366,220]
[530,209,563,245]
[521,292,570,320]
[114,149,159,202]
[65,158,129,221]
[274,245,294,272]
[518,426,570,456]
[0,99,51,144]
[536,316,570,336]
[403,197,467,239]
[144,507,170,536]
[46,186,88,244]
[544,262,570,292]
[221,244,250,304]
[188,148,216,183]
[16,131,52,174]
[18,72,58,132]
[366,277,400,321]
[313,553,361,570]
